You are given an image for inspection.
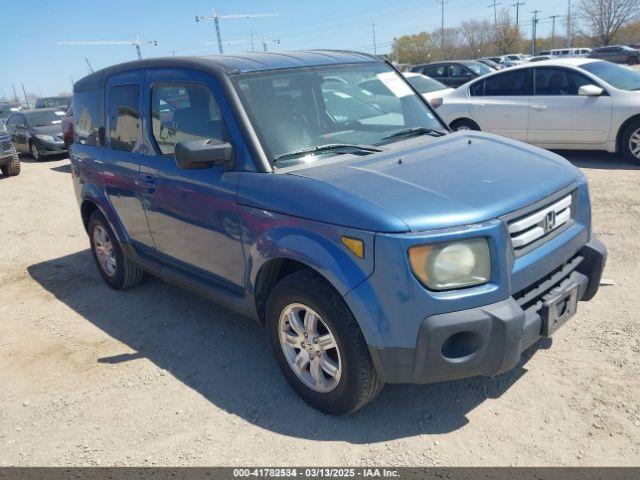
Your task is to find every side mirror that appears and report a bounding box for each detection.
[175,138,234,170]
[578,84,604,96]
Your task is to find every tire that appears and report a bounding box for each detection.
[620,118,640,164]
[266,270,384,415]
[0,147,20,176]
[450,118,481,131]
[88,211,144,290]
[628,56,638,66]
[29,141,41,161]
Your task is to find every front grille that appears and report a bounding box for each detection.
[513,254,582,311]
[508,193,573,253]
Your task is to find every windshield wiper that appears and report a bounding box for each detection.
[381,127,446,142]
[274,143,383,164]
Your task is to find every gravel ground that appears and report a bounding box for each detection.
[0,151,639,466]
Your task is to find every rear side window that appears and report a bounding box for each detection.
[73,89,104,146]
[469,80,485,96]
[483,69,529,96]
[108,85,139,152]
[151,84,227,156]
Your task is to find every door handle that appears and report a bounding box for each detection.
[530,104,547,111]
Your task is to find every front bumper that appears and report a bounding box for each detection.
[35,138,68,156]
[368,237,607,384]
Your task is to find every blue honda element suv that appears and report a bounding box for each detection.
[71,51,606,414]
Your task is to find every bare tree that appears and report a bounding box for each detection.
[460,19,494,57]
[432,27,462,60]
[579,0,640,45]
[495,9,524,54]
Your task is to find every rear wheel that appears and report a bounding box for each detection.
[628,56,638,65]
[620,118,640,164]
[88,211,144,290]
[450,118,480,131]
[266,270,384,415]
[0,147,20,176]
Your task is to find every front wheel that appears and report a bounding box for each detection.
[0,147,20,176]
[620,119,640,164]
[266,270,384,415]
[29,142,41,161]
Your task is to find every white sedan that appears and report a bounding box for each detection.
[436,58,640,163]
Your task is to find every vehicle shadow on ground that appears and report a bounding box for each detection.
[50,163,71,173]
[559,150,640,170]
[27,250,550,443]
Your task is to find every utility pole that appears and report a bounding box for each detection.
[550,15,559,48]
[566,0,572,47]
[12,84,19,106]
[512,1,525,30]
[195,9,278,54]
[372,22,377,55]
[21,84,29,109]
[531,10,541,54]
[488,0,502,55]
[84,57,94,73]
[250,30,255,52]
[436,0,446,59]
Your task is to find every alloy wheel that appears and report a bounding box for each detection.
[93,224,117,277]
[278,303,342,393]
[30,143,40,160]
[629,128,640,160]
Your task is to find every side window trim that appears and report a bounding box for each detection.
[148,81,231,158]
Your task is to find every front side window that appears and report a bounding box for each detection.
[534,68,592,95]
[108,85,139,152]
[423,65,447,78]
[483,69,529,96]
[151,84,227,156]
[74,89,104,146]
[581,61,640,90]
[233,63,444,167]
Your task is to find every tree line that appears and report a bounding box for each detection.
[392,0,640,64]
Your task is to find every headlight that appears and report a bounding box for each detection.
[408,238,491,291]
[35,134,55,142]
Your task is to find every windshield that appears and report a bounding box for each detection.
[233,63,444,167]
[38,97,71,108]
[25,110,65,126]
[467,62,492,76]
[581,61,640,90]
[405,75,447,93]
[0,103,11,121]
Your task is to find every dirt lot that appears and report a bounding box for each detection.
[0,152,639,466]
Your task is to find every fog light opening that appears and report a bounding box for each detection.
[441,331,483,360]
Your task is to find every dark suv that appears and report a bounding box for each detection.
[589,45,640,64]
[71,51,605,415]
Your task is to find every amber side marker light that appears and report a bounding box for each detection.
[341,236,365,259]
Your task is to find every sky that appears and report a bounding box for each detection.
[0,0,570,100]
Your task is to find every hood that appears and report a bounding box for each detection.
[31,124,63,136]
[287,132,580,232]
